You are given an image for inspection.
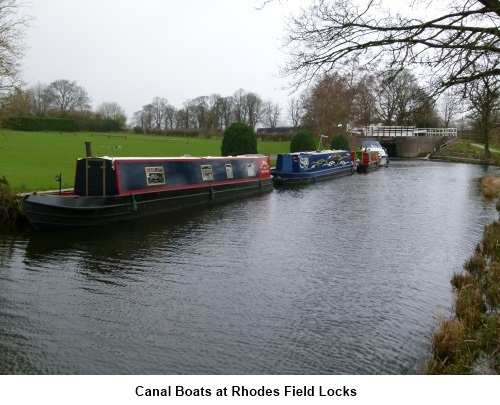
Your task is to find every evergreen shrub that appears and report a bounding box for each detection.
[331,134,350,150]
[221,122,258,156]
[290,130,316,152]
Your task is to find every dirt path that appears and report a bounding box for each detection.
[472,143,500,153]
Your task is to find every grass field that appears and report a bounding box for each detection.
[0,130,290,192]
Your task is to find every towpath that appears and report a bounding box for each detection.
[472,143,500,153]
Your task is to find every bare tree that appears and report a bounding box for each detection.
[175,108,188,129]
[132,104,154,132]
[466,70,499,158]
[219,96,233,130]
[207,93,224,131]
[150,97,169,129]
[232,89,248,124]
[48,79,91,116]
[281,0,499,93]
[301,68,371,135]
[163,104,177,130]
[192,96,209,130]
[262,99,281,129]
[353,74,378,126]
[287,97,303,129]
[1,87,29,116]
[377,70,434,126]
[96,101,127,128]
[0,0,31,95]
[132,110,143,131]
[27,82,54,116]
[176,100,194,129]
[439,90,463,127]
[245,92,263,129]
[301,72,347,135]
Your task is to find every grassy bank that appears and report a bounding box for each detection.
[426,176,500,374]
[442,140,500,165]
[0,176,19,226]
[0,130,290,192]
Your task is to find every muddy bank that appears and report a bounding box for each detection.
[426,176,500,374]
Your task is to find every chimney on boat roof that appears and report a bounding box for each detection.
[85,142,92,158]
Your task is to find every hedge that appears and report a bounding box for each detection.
[74,117,122,132]
[2,116,125,132]
[2,117,77,132]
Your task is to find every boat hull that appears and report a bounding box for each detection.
[272,164,353,185]
[22,178,273,230]
[379,155,389,167]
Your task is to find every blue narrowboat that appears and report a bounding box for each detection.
[21,143,273,230]
[271,150,354,185]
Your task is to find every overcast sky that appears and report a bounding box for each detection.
[21,0,305,121]
[20,0,419,123]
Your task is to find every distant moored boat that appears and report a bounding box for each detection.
[351,140,389,173]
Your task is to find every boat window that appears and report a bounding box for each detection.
[246,162,256,177]
[201,164,214,181]
[225,164,233,179]
[145,166,166,186]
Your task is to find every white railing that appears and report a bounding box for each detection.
[362,126,457,137]
[420,128,458,137]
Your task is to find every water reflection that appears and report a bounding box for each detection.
[0,160,498,374]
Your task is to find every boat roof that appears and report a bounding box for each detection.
[279,149,348,156]
[81,154,268,161]
[361,140,382,147]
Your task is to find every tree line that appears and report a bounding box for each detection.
[128,66,463,136]
[0,68,494,144]
[0,82,291,133]
[0,79,127,131]
[131,89,287,134]
[128,66,471,136]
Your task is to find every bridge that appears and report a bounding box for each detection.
[350,126,458,158]
[362,126,457,138]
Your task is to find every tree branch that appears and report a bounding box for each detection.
[281,0,499,93]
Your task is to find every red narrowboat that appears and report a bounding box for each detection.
[21,143,273,230]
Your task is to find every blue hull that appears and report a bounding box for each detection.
[271,150,354,185]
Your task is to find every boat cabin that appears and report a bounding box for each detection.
[74,155,271,197]
[274,150,352,174]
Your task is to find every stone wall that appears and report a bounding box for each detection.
[348,136,456,158]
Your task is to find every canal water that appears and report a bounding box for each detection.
[1,160,498,375]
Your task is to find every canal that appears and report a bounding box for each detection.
[1,160,499,374]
